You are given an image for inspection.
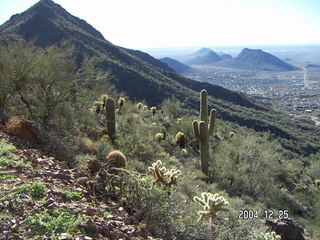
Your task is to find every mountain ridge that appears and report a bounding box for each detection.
[0,0,319,154]
[0,0,261,109]
[216,48,298,71]
[159,57,192,73]
[187,50,222,65]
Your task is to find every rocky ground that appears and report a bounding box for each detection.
[0,130,156,240]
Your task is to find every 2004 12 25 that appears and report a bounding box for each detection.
[238,209,289,219]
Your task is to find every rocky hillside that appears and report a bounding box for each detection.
[0,129,155,240]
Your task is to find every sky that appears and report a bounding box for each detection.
[0,0,320,49]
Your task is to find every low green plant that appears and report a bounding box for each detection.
[0,171,14,181]
[62,190,82,201]
[24,209,83,239]
[15,159,31,168]
[33,169,44,174]
[0,155,17,167]
[16,183,31,194]
[0,139,16,155]
[31,182,47,198]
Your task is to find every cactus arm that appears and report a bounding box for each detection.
[192,120,200,141]
[193,196,207,206]
[208,109,216,136]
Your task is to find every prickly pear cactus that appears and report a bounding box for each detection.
[193,192,229,222]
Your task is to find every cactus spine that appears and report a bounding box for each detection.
[105,97,116,140]
[192,89,216,175]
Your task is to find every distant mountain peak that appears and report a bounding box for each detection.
[216,48,298,71]
[187,49,222,65]
[194,47,212,57]
[0,0,106,46]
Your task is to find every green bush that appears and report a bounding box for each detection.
[31,182,47,198]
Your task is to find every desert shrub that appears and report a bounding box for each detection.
[95,138,114,159]
[211,132,300,210]
[119,173,179,238]
[306,153,320,180]
[160,98,186,119]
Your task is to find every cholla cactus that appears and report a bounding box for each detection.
[93,101,102,114]
[193,192,229,222]
[150,107,157,116]
[229,132,235,138]
[252,231,281,240]
[175,132,186,148]
[265,232,281,240]
[118,97,125,111]
[148,160,181,188]
[99,94,108,108]
[136,102,144,109]
[155,132,165,142]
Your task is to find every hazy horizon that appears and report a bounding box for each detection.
[1,0,320,50]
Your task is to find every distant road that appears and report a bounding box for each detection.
[303,67,310,89]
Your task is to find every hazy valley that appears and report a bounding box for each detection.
[156,47,320,126]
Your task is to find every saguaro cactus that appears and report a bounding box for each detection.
[192,89,216,175]
[105,97,116,140]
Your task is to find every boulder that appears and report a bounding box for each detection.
[265,218,305,240]
[3,116,44,145]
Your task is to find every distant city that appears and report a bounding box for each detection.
[154,46,320,126]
